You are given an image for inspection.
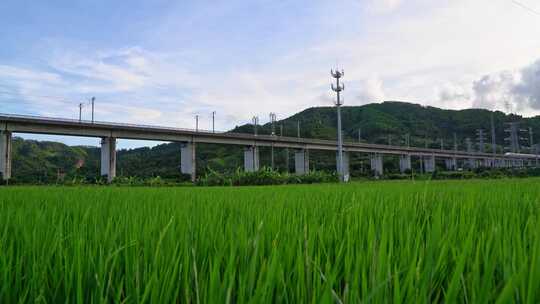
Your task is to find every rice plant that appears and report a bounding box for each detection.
[0,178,539,303]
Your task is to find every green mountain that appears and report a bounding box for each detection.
[9,101,540,183]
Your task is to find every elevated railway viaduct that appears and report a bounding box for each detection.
[0,113,535,182]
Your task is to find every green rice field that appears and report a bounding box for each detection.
[1,179,540,303]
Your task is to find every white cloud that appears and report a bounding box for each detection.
[0,65,62,84]
[471,72,518,111]
[437,59,540,115]
[365,0,403,13]
[356,77,385,104]
[438,83,471,107]
[513,60,540,110]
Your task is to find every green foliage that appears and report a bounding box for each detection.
[371,168,540,181]
[1,179,540,302]
[196,167,338,186]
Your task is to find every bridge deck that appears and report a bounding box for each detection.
[0,113,524,160]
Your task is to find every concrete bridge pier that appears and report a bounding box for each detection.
[445,158,457,171]
[0,131,12,181]
[425,156,435,172]
[478,158,487,168]
[100,137,116,183]
[467,158,477,169]
[424,155,436,173]
[399,154,411,173]
[370,153,383,177]
[337,151,350,181]
[294,149,309,175]
[181,142,196,182]
[244,146,260,172]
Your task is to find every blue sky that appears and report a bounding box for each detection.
[1,0,540,148]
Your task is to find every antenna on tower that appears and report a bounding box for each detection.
[252,116,259,136]
[491,113,496,155]
[269,113,277,136]
[331,69,345,106]
[331,68,346,182]
[504,96,513,115]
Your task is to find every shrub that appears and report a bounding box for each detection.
[197,167,337,187]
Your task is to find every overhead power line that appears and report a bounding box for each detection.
[510,0,540,16]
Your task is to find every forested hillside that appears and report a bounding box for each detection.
[9,102,540,183]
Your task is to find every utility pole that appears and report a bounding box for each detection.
[405,133,410,147]
[491,113,496,155]
[421,133,428,174]
[529,127,534,152]
[476,129,486,153]
[79,103,83,122]
[505,98,513,115]
[331,68,345,182]
[358,128,362,142]
[91,97,95,123]
[504,122,521,153]
[269,113,277,169]
[440,138,444,150]
[269,113,277,135]
[212,111,216,133]
[252,116,259,136]
[297,120,300,138]
[195,115,199,132]
[527,127,537,168]
[281,124,289,171]
[466,137,473,152]
[466,137,473,167]
[527,126,535,167]
[453,133,458,170]
[466,137,474,168]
